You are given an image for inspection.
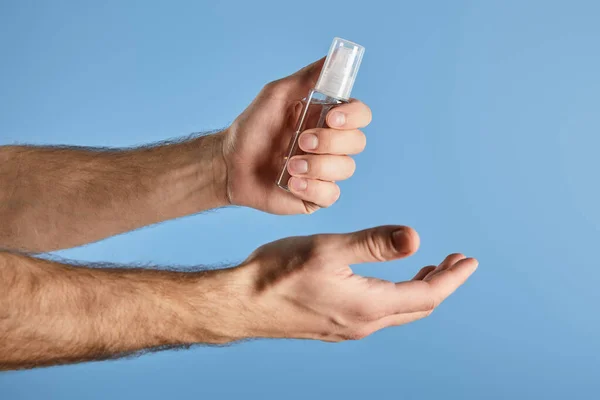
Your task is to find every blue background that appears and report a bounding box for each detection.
[1,0,599,398]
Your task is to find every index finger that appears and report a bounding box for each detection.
[379,257,479,314]
[327,99,372,129]
[426,257,479,305]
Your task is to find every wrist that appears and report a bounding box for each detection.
[150,132,230,219]
[188,131,230,209]
[182,266,255,344]
[205,131,230,208]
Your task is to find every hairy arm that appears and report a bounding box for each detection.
[0,250,245,370]
[0,133,228,252]
[0,225,478,370]
[0,58,373,252]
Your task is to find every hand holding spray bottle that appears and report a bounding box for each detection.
[276,37,365,191]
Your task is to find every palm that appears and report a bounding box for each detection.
[243,228,478,341]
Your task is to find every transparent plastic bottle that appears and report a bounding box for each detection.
[276,37,365,191]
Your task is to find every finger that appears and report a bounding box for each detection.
[360,258,478,316]
[345,278,432,318]
[318,225,420,265]
[298,128,366,155]
[424,253,466,280]
[288,57,326,92]
[427,258,479,303]
[287,177,340,208]
[412,266,436,281]
[287,154,356,181]
[326,99,372,129]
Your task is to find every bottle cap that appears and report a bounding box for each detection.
[315,37,365,100]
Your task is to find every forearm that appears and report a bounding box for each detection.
[0,132,228,252]
[0,251,245,370]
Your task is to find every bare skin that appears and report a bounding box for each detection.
[0,59,478,370]
[0,226,477,370]
[0,58,368,253]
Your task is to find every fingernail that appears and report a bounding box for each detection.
[288,159,308,174]
[392,228,410,253]
[289,177,308,191]
[329,111,346,127]
[300,133,318,150]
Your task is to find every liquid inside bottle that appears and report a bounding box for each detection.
[276,89,345,191]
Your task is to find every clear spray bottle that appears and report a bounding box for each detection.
[276,37,365,191]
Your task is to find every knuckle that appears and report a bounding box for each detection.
[262,81,277,93]
[311,235,338,261]
[262,79,289,96]
[305,236,326,259]
[363,231,390,262]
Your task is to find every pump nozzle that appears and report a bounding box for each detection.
[314,37,365,101]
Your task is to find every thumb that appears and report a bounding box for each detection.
[319,226,420,265]
[285,56,326,93]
